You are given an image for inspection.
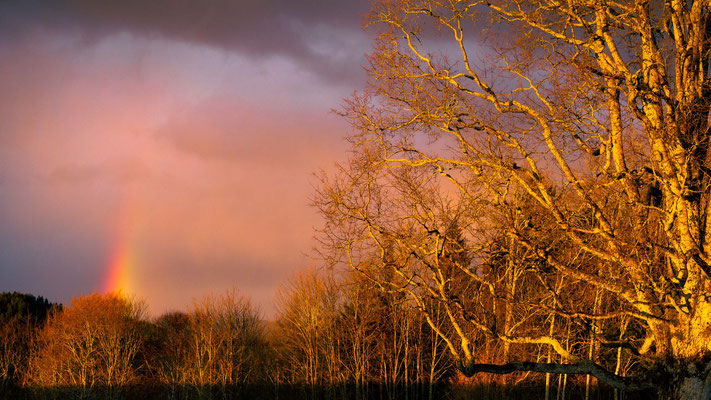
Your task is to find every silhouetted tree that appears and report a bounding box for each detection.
[0,292,57,326]
[0,292,59,393]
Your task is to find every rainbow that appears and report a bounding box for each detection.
[102,197,138,295]
[103,239,132,294]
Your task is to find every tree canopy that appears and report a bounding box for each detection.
[317,1,711,398]
[0,292,58,325]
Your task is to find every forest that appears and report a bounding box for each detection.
[0,279,647,400]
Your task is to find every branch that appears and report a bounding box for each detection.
[460,360,654,392]
[598,338,654,357]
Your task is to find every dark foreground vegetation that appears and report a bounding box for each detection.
[0,287,654,400]
[0,382,656,400]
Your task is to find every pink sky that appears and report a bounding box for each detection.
[0,1,369,317]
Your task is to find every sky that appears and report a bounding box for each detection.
[0,0,371,318]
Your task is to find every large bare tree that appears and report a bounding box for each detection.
[318,0,711,398]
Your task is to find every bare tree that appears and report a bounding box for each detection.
[29,293,144,398]
[149,311,192,399]
[176,290,264,398]
[274,265,454,399]
[275,270,341,390]
[318,0,711,397]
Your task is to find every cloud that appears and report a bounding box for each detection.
[0,0,359,317]
[157,96,344,167]
[0,0,371,85]
[48,159,151,184]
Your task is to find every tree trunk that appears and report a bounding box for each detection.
[502,238,517,363]
[668,363,711,400]
[664,297,711,399]
[545,313,556,400]
[613,318,629,400]
[585,291,601,400]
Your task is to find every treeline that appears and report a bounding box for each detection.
[0,268,641,400]
[0,271,458,400]
[273,271,454,400]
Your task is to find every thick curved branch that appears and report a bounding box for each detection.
[459,360,655,392]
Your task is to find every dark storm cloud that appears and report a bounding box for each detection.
[0,0,370,85]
